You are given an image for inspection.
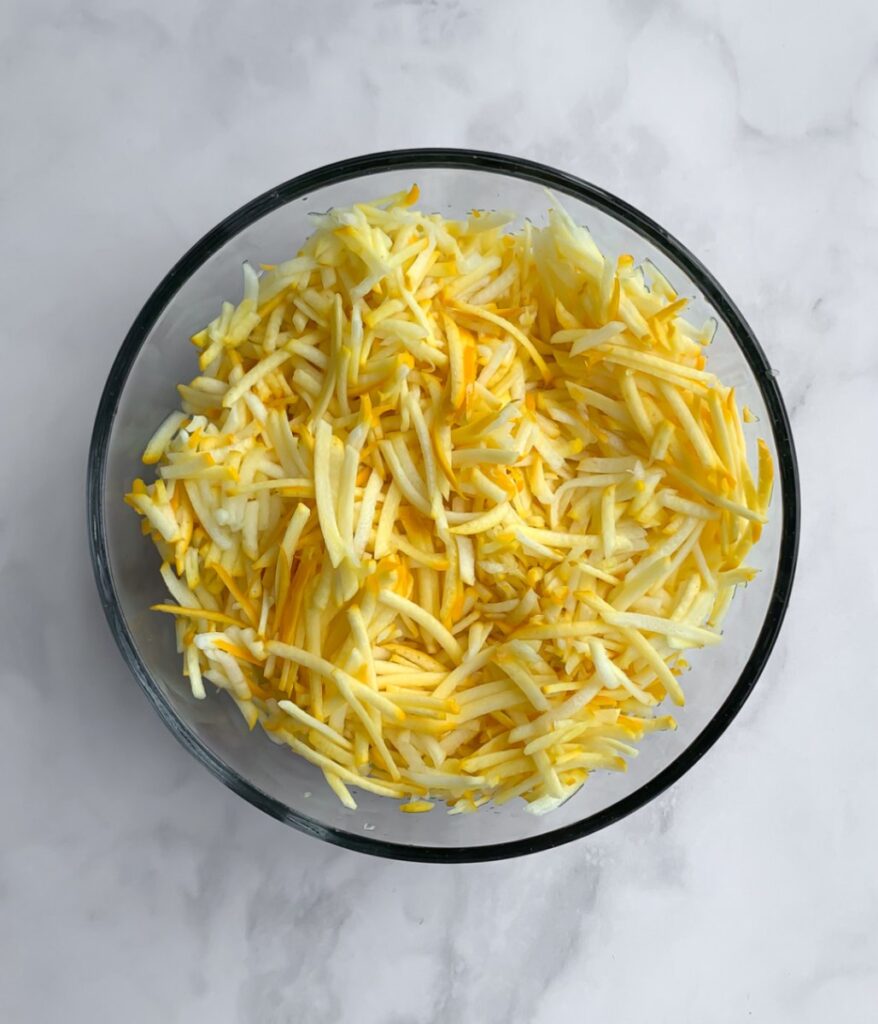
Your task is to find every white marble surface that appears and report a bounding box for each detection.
[2,0,877,1020]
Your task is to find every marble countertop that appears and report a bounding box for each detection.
[3,1,876,1020]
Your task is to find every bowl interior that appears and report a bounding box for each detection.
[92,154,794,859]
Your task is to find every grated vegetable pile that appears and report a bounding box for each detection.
[126,186,772,815]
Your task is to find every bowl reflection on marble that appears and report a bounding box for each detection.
[87,149,799,862]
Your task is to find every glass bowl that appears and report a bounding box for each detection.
[87,149,799,862]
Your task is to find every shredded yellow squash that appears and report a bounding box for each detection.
[126,186,771,815]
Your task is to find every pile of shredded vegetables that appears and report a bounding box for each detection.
[126,186,772,815]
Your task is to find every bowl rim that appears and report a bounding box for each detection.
[87,147,800,862]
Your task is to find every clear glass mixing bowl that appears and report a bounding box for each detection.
[88,149,799,861]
